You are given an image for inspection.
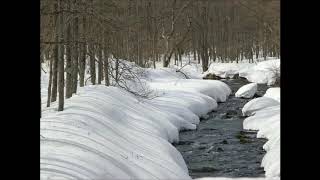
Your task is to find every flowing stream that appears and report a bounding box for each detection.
[173,78,269,178]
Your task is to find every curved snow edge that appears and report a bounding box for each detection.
[242,88,280,178]
[41,79,231,180]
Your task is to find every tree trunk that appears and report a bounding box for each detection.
[97,45,103,84]
[51,44,58,102]
[153,34,157,69]
[65,13,72,98]
[58,0,65,111]
[250,48,254,63]
[163,55,170,67]
[79,15,86,87]
[72,46,78,94]
[201,47,209,72]
[163,37,171,67]
[51,1,59,102]
[256,45,259,59]
[178,48,182,67]
[104,44,110,86]
[40,58,42,118]
[79,44,86,87]
[47,58,53,107]
[115,58,119,83]
[174,52,178,65]
[72,7,79,94]
[89,44,96,85]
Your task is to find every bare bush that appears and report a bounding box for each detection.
[108,58,153,98]
[267,62,280,86]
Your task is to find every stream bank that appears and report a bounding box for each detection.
[173,79,269,178]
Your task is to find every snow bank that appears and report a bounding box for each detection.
[205,62,253,79]
[149,80,231,103]
[242,97,279,116]
[41,86,192,179]
[144,67,187,81]
[170,63,204,79]
[242,88,280,178]
[205,59,280,85]
[235,83,258,98]
[149,90,217,120]
[264,88,280,102]
[41,64,232,179]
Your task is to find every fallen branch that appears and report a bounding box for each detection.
[41,66,47,74]
[175,63,190,79]
[85,76,92,85]
[176,70,190,79]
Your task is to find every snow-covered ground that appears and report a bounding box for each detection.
[242,88,280,178]
[41,58,280,180]
[264,88,280,102]
[41,62,231,179]
[235,83,258,98]
[204,59,280,85]
[155,56,280,86]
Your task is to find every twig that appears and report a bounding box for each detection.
[41,66,47,74]
[175,63,190,79]
[85,76,92,85]
[176,69,190,79]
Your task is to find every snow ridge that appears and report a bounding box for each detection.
[41,69,231,180]
[242,88,280,178]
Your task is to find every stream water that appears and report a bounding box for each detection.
[173,78,269,178]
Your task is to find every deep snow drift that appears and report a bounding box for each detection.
[205,59,280,85]
[264,88,280,102]
[235,83,258,98]
[242,88,280,178]
[41,64,231,180]
[41,58,280,180]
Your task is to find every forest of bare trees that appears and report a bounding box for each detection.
[40,0,280,113]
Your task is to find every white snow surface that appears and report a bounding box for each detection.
[242,97,279,116]
[205,59,280,85]
[41,58,280,179]
[235,83,258,99]
[41,63,232,180]
[242,88,280,178]
[264,88,280,102]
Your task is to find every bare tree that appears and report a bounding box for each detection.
[40,0,280,111]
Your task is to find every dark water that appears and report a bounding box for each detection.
[173,79,269,178]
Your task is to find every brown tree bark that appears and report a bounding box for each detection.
[57,0,65,111]
[65,4,72,98]
[72,0,79,94]
[47,58,53,107]
[97,45,103,84]
[51,44,58,102]
[89,44,96,85]
[103,43,110,86]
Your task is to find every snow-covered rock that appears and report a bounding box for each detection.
[245,60,280,85]
[205,59,280,85]
[264,88,280,102]
[242,89,280,178]
[204,62,253,79]
[235,83,258,98]
[242,97,280,116]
